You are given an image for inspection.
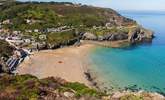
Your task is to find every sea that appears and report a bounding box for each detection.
[89,11,165,94]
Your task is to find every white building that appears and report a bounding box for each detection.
[34,29,39,33]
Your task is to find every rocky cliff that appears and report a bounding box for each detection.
[82,26,154,44]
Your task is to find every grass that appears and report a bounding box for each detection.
[0,1,136,30]
[61,82,104,97]
[0,40,14,60]
[0,74,105,99]
[87,27,130,36]
[47,30,77,45]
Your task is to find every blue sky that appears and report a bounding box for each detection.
[19,0,165,11]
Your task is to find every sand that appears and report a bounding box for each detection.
[16,44,95,86]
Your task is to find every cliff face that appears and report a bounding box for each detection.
[82,26,154,44]
[128,26,154,43]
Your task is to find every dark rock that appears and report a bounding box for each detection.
[128,27,154,43]
[108,34,116,41]
[84,72,93,81]
[104,33,128,41]
[104,33,113,40]
[115,33,128,40]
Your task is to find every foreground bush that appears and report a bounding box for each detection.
[0,74,104,100]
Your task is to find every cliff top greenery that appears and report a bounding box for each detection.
[0,1,136,30]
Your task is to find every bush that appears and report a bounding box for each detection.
[63,82,104,97]
[0,40,14,59]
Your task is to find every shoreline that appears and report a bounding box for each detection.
[14,40,151,90]
[15,41,165,98]
[15,40,126,87]
[15,41,111,91]
[16,43,97,87]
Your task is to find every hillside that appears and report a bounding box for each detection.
[0,74,164,100]
[0,74,104,99]
[0,40,14,73]
[0,40,14,59]
[0,1,153,49]
[0,1,135,29]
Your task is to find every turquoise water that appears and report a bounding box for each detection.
[90,11,165,94]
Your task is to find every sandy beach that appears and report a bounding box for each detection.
[16,44,95,86]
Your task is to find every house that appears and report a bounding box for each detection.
[24,39,31,44]
[6,36,24,46]
[47,28,58,32]
[25,30,32,33]
[13,31,21,34]
[34,29,39,33]
[26,19,43,25]
[2,19,11,24]
[105,23,112,27]
[65,4,72,6]
[39,35,47,40]
[26,19,31,24]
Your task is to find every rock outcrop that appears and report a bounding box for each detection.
[82,32,98,40]
[128,26,154,43]
[82,26,154,44]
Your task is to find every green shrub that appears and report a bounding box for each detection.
[64,82,104,97]
[0,40,14,59]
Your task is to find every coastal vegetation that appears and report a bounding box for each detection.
[0,74,104,99]
[0,40,14,60]
[0,1,153,50]
[46,30,78,48]
[0,74,164,100]
[0,1,135,30]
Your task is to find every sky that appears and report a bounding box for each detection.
[18,0,165,11]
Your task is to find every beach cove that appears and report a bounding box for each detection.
[15,11,165,96]
[16,43,97,87]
